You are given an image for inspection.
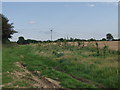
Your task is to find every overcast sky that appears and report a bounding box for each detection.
[2,2,118,41]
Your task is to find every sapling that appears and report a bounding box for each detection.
[82,41,84,48]
[73,41,75,47]
[78,41,81,46]
[103,45,109,57]
[64,40,67,47]
[95,42,100,56]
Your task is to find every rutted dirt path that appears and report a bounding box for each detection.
[15,62,61,88]
[2,62,61,88]
[54,69,105,89]
[70,74,105,88]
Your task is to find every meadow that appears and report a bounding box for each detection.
[2,41,119,88]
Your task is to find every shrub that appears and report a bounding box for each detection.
[52,51,64,57]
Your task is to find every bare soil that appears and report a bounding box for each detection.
[2,62,61,88]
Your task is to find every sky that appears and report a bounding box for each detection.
[2,2,118,41]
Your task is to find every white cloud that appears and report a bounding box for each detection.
[87,3,95,7]
[29,21,37,24]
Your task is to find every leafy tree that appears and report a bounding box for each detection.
[26,39,39,43]
[56,38,64,42]
[106,33,114,41]
[101,38,106,41]
[1,14,17,43]
[17,38,41,44]
[88,38,96,41]
[74,38,81,41]
[17,36,26,44]
[70,37,74,42]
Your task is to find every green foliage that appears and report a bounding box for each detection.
[26,39,41,43]
[103,45,109,57]
[95,42,100,56]
[53,51,64,57]
[78,41,81,46]
[17,37,41,44]
[55,38,87,42]
[1,14,17,43]
[17,36,25,44]
[101,38,106,41]
[2,74,13,84]
[88,38,96,41]
[106,33,114,41]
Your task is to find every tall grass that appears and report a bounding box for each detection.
[2,43,118,88]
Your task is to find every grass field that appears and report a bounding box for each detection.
[2,41,119,88]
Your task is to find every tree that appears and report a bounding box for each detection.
[26,39,39,43]
[56,38,64,42]
[88,38,96,41]
[1,14,17,43]
[70,37,74,42]
[106,33,114,41]
[17,36,25,44]
[101,38,106,41]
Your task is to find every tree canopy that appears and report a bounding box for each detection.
[1,14,17,43]
[106,33,114,41]
[17,36,41,44]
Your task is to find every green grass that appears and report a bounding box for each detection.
[2,73,13,84]
[2,43,118,88]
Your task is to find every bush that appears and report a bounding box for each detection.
[52,51,64,57]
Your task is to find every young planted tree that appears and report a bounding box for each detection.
[95,42,100,56]
[103,45,109,57]
[78,41,81,46]
[1,14,17,43]
[64,38,67,47]
[82,41,84,48]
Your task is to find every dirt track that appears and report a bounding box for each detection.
[2,62,61,88]
[15,62,61,88]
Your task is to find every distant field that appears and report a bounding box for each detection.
[84,41,119,51]
[49,41,119,51]
[61,41,119,51]
[2,41,119,88]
